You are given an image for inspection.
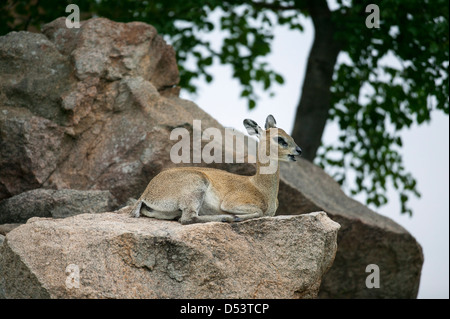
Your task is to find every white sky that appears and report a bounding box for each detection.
[179,13,449,299]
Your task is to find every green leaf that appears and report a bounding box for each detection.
[275,74,284,84]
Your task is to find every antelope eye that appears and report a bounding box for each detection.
[275,137,288,147]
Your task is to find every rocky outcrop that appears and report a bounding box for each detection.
[0,189,118,224]
[0,17,423,298]
[0,211,339,299]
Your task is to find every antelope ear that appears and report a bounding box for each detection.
[243,119,263,137]
[265,114,277,129]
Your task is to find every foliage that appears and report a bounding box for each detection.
[318,0,449,215]
[1,0,448,215]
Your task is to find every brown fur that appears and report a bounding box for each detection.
[130,115,301,224]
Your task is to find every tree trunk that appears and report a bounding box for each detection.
[291,0,341,162]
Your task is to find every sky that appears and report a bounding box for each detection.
[179,9,449,299]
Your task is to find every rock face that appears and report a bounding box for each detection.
[0,17,182,203]
[279,161,424,298]
[0,17,423,298]
[0,189,118,224]
[0,211,340,299]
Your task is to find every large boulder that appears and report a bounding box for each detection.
[0,17,182,203]
[279,161,423,298]
[0,210,340,299]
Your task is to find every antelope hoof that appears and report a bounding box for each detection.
[180,218,195,225]
[130,209,140,218]
[220,216,236,223]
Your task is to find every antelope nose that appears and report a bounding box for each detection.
[295,146,302,156]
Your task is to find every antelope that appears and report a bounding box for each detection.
[130,115,302,224]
